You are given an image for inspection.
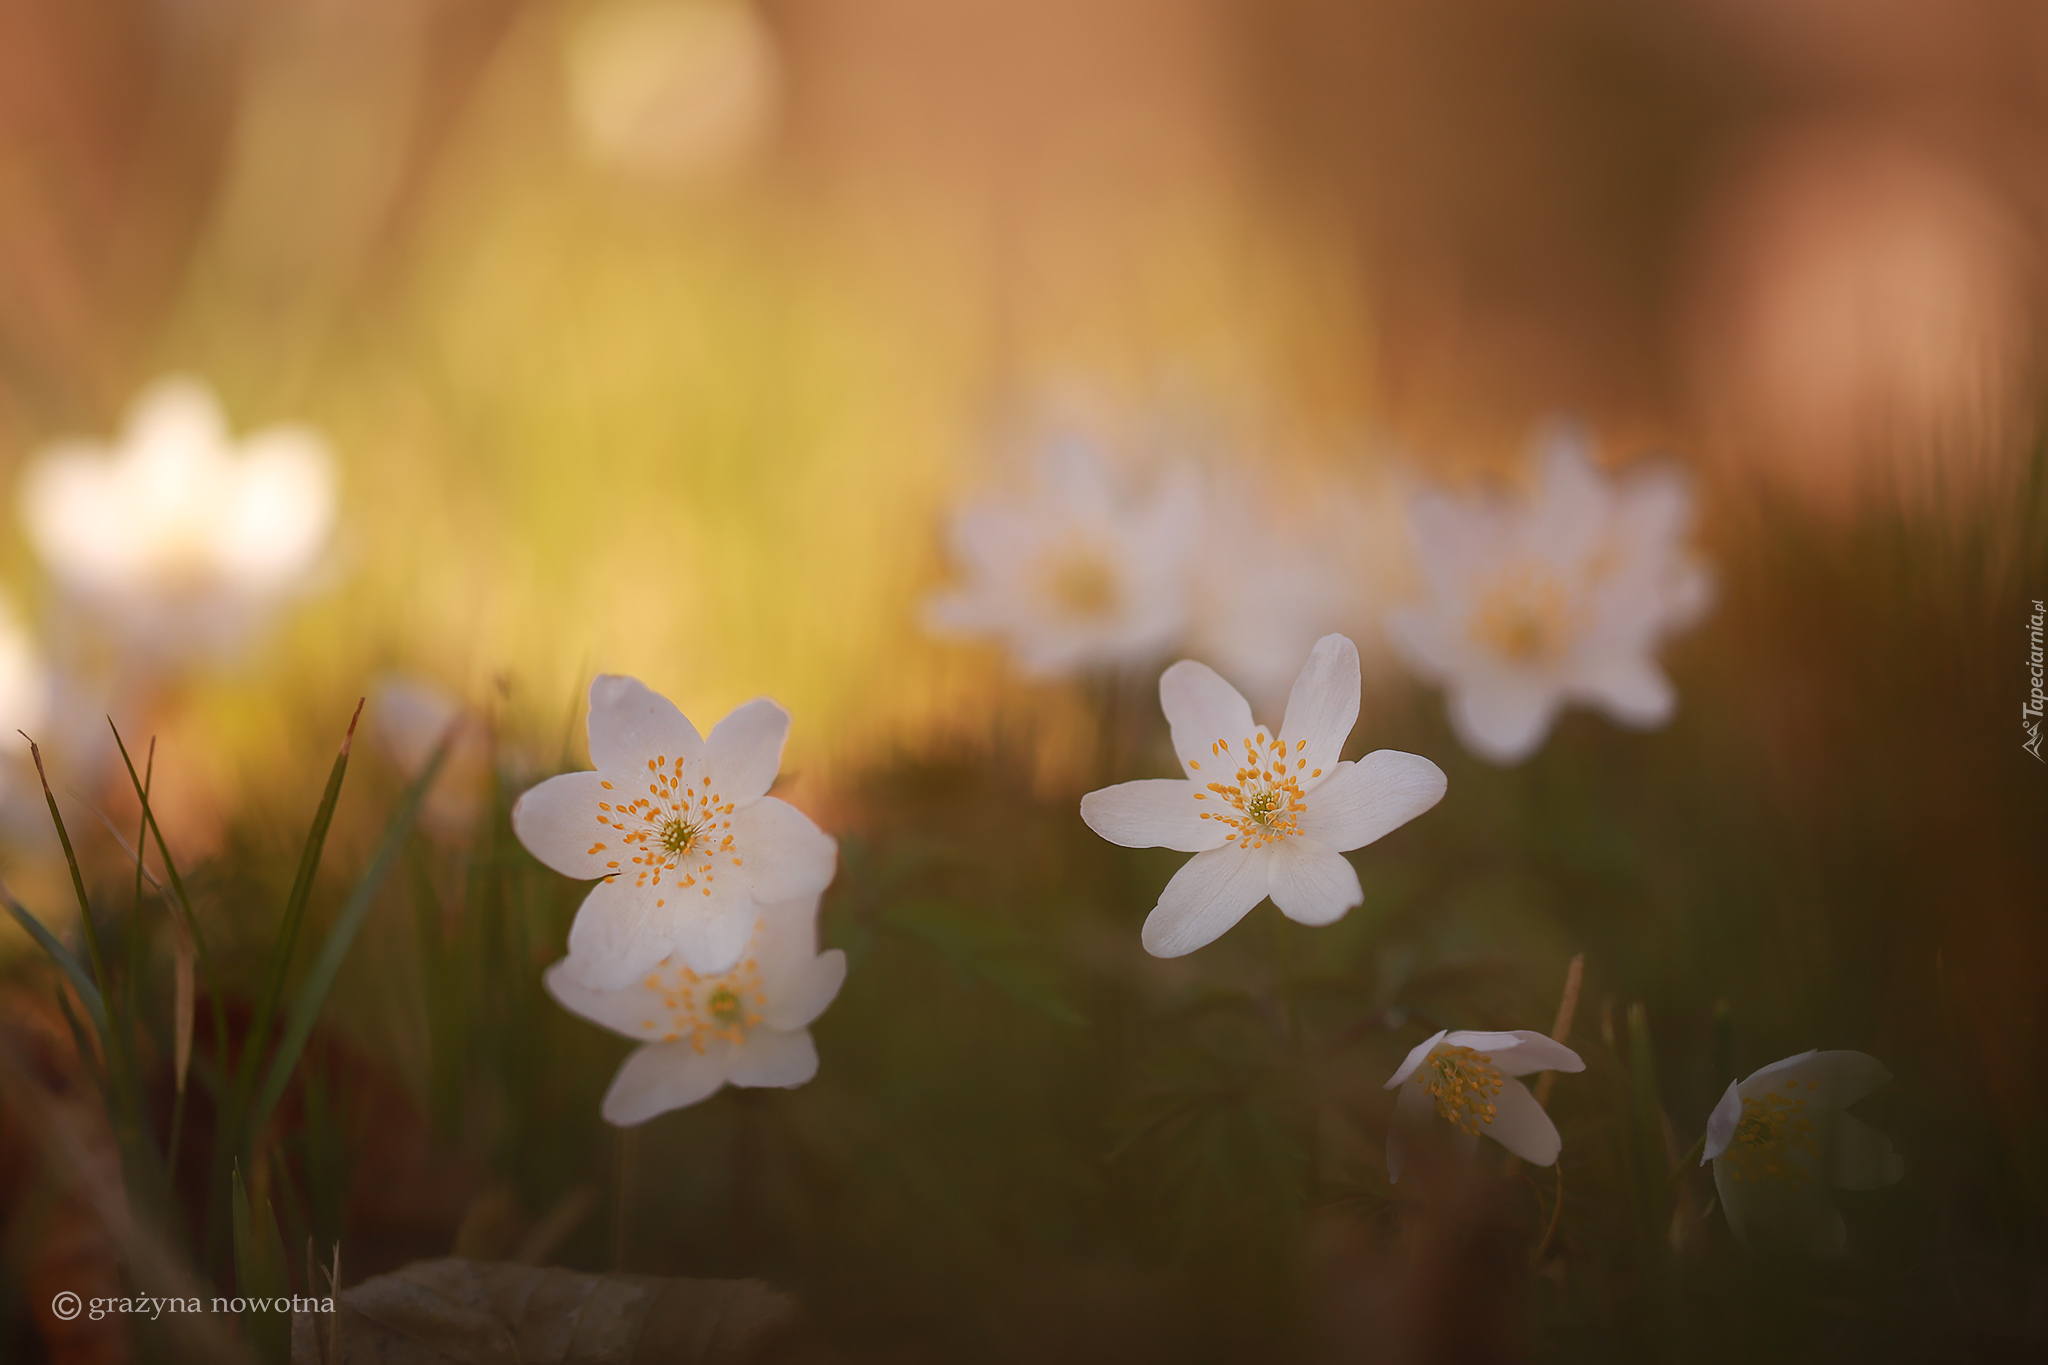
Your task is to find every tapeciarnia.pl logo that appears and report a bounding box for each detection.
[2026,598,2045,761]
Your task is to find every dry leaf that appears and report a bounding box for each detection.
[291,1257,833,1365]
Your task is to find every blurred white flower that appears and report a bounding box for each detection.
[546,894,845,1126]
[0,595,47,756]
[566,0,780,183]
[18,376,336,660]
[928,435,1201,678]
[1080,634,1445,958]
[1387,429,1712,765]
[1383,1028,1585,1183]
[512,674,837,991]
[1703,1049,1903,1255]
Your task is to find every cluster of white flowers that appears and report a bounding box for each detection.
[927,423,1712,766]
[513,675,844,1124]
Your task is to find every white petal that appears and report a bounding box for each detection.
[587,675,703,776]
[728,1028,819,1088]
[1703,1078,1743,1162]
[1160,659,1257,778]
[1571,653,1675,730]
[1830,1113,1903,1191]
[1265,839,1361,927]
[762,949,847,1032]
[1484,1077,1562,1166]
[600,1040,732,1125]
[1448,675,1561,765]
[1482,1031,1585,1078]
[1298,752,1446,852]
[563,878,673,991]
[1741,1050,1891,1111]
[1710,1155,1748,1244]
[1277,634,1360,785]
[543,958,659,1039]
[731,796,839,904]
[668,895,756,976]
[510,771,613,879]
[1140,845,1269,958]
[1386,1074,1437,1183]
[704,698,791,805]
[1079,779,1221,852]
[1384,1030,1450,1089]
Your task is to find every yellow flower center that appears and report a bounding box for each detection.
[1189,730,1321,850]
[1042,546,1119,621]
[1724,1083,1822,1183]
[638,957,767,1053]
[586,756,742,903]
[1415,1044,1504,1135]
[1468,565,1575,664]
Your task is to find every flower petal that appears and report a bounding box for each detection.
[1484,1077,1563,1166]
[563,878,673,991]
[1080,779,1221,852]
[600,1040,732,1126]
[704,698,791,805]
[1448,674,1561,765]
[728,1028,820,1088]
[543,958,659,1040]
[1266,839,1362,927]
[762,949,847,1032]
[667,895,756,976]
[1703,1079,1743,1162]
[1278,634,1360,785]
[1140,844,1269,958]
[1482,1030,1586,1078]
[587,674,703,777]
[1831,1113,1904,1190]
[1386,1073,1437,1183]
[1741,1050,1892,1111]
[1571,653,1675,730]
[732,796,839,904]
[1298,752,1447,852]
[1384,1030,1450,1090]
[1160,659,1257,778]
[510,771,614,878]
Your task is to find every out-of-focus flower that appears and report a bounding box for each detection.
[1383,1028,1585,1183]
[1703,1049,1902,1255]
[18,376,336,660]
[512,675,837,990]
[0,595,46,756]
[546,894,845,1126]
[1387,430,1711,765]
[927,434,1200,679]
[1080,634,1445,957]
[368,675,497,840]
[566,0,780,183]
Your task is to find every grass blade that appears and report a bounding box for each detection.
[246,731,452,1147]
[232,1162,292,1364]
[22,736,118,1028]
[0,878,109,1038]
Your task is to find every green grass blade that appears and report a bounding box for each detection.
[231,700,365,1128]
[22,737,118,1029]
[0,879,109,1038]
[231,1162,292,1364]
[245,732,451,1147]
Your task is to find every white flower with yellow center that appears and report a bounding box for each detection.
[18,376,335,659]
[1383,1028,1585,1182]
[1079,634,1446,957]
[545,896,846,1126]
[1702,1050,1902,1255]
[1386,429,1712,765]
[926,435,1200,678]
[512,675,837,991]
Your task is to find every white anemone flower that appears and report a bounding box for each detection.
[18,376,336,659]
[1702,1050,1903,1255]
[1079,634,1446,957]
[1383,1028,1586,1182]
[926,435,1200,678]
[1387,428,1712,765]
[512,675,837,991]
[546,895,846,1126]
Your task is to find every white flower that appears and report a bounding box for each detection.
[927,434,1200,678]
[1387,428,1712,765]
[546,895,845,1126]
[18,376,336,659]
[1383,1028,1586,1182]
[1702,1050,1903,1255]
[0,595,46,755]
[1079,634,1446,957]
[511,675,837,990]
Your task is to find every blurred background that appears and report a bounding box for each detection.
[1,1,2045,1360]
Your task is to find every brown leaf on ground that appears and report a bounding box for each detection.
[290,1257,837,1365]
